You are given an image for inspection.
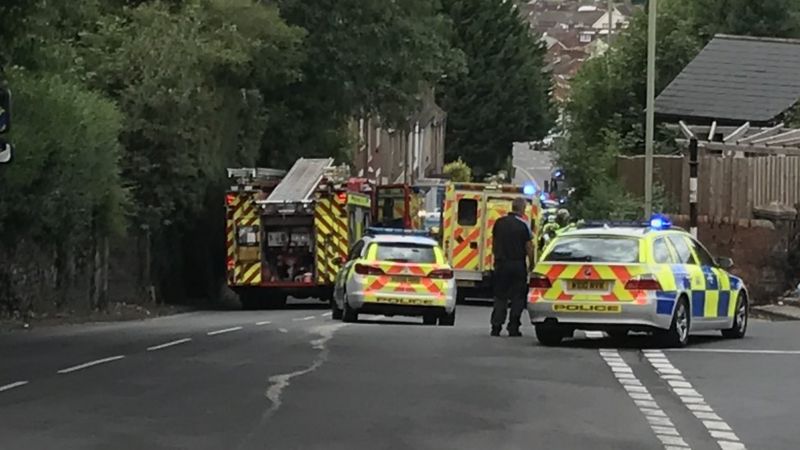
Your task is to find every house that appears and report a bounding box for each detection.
[589,5,633,31]
[351,91,447,185]
[655,34,800,126]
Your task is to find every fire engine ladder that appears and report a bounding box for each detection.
[263,158,335,204]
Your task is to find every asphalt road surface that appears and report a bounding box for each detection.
[2,302,799,450]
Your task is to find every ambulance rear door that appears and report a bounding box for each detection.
[442,184,484,281]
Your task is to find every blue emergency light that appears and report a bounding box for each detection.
[366,227,431,237]
[523,184,537,196]
[649,214,672,230]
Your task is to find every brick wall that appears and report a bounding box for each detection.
[672,215,796,303]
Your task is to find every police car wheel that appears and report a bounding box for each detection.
[342,297,358,323]
[331,298,343,320]
[721,294,748,339]
[423,315,437,325]
[662,297,690,348]
[438,310,456,326]
[535,325,564,346]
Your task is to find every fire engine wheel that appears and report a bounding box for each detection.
[266,294,288,310]
[331,298,343,320]
[342,296,359,323]
[422,315,437,325]
[239,293,260,311]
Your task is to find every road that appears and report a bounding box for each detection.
[1,303,799,450]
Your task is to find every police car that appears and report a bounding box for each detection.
[331,228,457,326]
[528,215,748,347]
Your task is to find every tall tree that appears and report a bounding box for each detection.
[268,0,460,168]
[438,0,554,176]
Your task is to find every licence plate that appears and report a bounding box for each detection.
[391,276,420,283]
[568,280,608,291]
[381,297,434,306]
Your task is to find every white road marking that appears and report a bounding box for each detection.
[322,312,332,317]
[207,326,243,336]
[255,321,271,326]
[599,349,691,449]
[585,331,606,339]
[147,338,191,351]
[644,351,746,449]
[667,348,800,355]
[278,328,288,333]
[293,316,316,322]
[0,381,29,392]
[57,355,125,374]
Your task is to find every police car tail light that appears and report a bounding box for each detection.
[529,273,552,289]
[428,269,453,279]
[625,276,662,291]
[354,264,384,276]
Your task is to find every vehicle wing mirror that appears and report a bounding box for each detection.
[716,257,734,270]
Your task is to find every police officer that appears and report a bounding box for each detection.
[490,197,533,337]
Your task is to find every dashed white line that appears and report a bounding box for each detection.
[255,321,272,326]
[666,348,800,355]
[584,331,606,339]
[644,350,746,449]
[293,316,316,322]
[599,349,690,449]
[207,326,243,336]
[57,355,126,374]
[147,338,192,351]
[0,381,29,392]
[278,328,288,333]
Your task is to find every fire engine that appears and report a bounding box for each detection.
[226,159,372,309]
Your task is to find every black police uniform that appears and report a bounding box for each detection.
[491,212,532,335]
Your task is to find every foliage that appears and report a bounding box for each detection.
[0,69,125,246]
[267,0,461,168]
[560,0,800,218]
[438,0,554,176]
[443,158,473,182]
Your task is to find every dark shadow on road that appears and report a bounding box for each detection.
[552,333,728,350]
[352,318,426,326]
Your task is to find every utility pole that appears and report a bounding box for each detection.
[607,0,614,45]
[644,0,657,217]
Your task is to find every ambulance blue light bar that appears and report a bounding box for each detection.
[578,214,673,231]
[366,227,431,237]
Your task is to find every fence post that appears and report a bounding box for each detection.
[689,138,699,238]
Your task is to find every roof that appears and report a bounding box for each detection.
[369,235,439,246]
[560,227,651,238]
[655,35,800,125]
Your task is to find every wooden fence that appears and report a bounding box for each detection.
[616,154,800,219]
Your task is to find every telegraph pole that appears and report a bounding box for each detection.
[608,0,613,45]
[644,0,657,217]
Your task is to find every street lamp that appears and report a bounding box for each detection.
[644,0,657,217]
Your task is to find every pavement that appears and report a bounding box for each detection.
[1,302,799,450]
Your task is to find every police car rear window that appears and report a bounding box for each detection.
[375,243,437,264]
[544,237,639,263]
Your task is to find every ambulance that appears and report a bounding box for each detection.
[440,182,542,301]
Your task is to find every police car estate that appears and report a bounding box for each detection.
[528,215,748,347]
[331,228,457,326]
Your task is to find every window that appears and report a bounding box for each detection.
[689,239,716,267]
[348,240,365,260]
[375,243,437,264]
[544,237,639,263]
[457,199,478,226]
[653,238,674,264]
[667,235,694,264]
[237,225,260,247]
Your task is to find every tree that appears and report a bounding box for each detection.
[267,0,461,168]
[443,158,472,182]
[438,0,554,176]
[560,0,800,216]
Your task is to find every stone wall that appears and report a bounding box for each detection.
[672,215,797,303]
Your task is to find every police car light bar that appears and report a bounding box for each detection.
[366,227,431,237]
[577,214,673,230]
